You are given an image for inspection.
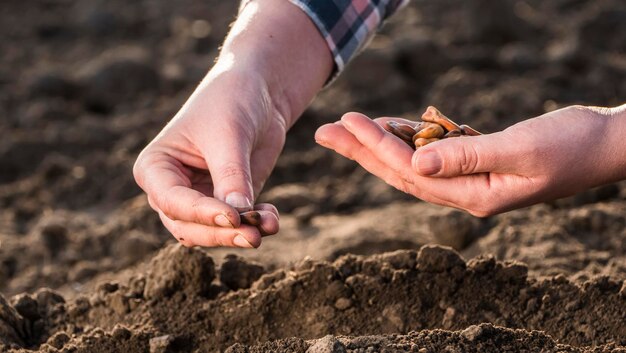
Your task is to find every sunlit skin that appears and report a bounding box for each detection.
[315,105,626,217]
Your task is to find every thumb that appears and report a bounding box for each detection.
[412,134,510,177]
[200,134,255,212]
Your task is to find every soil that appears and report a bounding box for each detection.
[0,0,625,352]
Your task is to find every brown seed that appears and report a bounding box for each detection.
[444,129,463,138]
[386,121,417,142]
[240,211,261,226]
[413,121,427,131]
[385,122,417,147]
[396,122,419,134]
[421,106,461,132]
[413,123,445,140]
[460,124,482,136]
[414,137,440,148]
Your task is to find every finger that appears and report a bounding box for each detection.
[249,121,286,199]
[340,112,414,176]
[316,122,417,193]
[254,203,279,219]
[323,119,530,215]
[138,155,241,227]
[196,125,255,212]
[147,195,157,211]
[159,210,262,248]
[412,132,517,177]
[252,204,280,236]
[316,122,477,209]
[256,210,280,236]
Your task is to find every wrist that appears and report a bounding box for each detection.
[216,0,332,127]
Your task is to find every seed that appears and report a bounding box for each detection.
[414,137,440,148]
[460,124,482,136]
[413,123,444,140]
[240,211,261,226]
[444,129,463,138]
[421,106,461,132]
[385,122,417,147]
[413,121,427,131]
[383,107,482,150]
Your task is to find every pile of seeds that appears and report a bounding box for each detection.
[385,106,482,149]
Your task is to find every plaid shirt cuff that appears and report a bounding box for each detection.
[240,0,409,82]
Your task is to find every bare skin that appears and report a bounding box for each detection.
[133,0,332,248]
[315,104,626,217]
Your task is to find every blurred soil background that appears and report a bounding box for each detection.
[0,0,625,352]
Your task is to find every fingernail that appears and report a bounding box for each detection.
[233,234,253,248]
[340,115,352,127]
[315,139,330,148]
[214,214,233,228]
[225,192,252,212]
[417,150,442,175]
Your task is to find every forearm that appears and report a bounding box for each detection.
[212,0,333,127]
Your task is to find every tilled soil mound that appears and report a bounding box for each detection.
[0,245,625,352]
[1,0,626,352]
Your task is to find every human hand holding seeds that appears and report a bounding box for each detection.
[316,104,626,217]
[132,68,283,248]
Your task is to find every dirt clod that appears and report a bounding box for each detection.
[306,336,346,353]
[219,255,265,291]
[0,295,23,346]
[149,335,175,353]
[143,244,215,299]
[11,294,39,321]
[416,245,465,272]
[334,298,352,311]
[427,209,483,250]
[45,332,70,350]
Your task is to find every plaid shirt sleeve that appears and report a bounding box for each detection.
[240,0,410,80]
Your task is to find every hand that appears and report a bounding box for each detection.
[315,105,626,216]
[133,0,332,248]
[133,67,282,248]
